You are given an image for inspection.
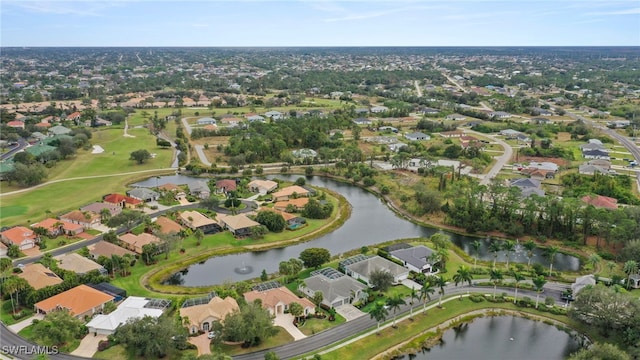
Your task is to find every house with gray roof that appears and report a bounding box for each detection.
[404,132,431,141]
[389,245,438,274]
[353,117,372,125]
[127,188,160,202]
[583,149,611,160]
[510,178,545,198]
[188,180,211,199]
[299,268,368,308]
[341,255,409,287]
[580,143,608,152]
[196,117,217,125]
[499,129,521,138]
[578,164,610,176]
[48,125,72,136]
[264,111,284,120]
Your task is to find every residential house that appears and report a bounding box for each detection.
[118,233,162,254]
[370,106,388,113]
[531,107,553,116]
[246,115,265,123]
[420,107,440,115]
[87,296,168,336]
[188,180,211,200]
[510,178,545,198]
[48,125,72,136]
[489,111,512,119]
[440,130,464,138]
[582,195,619,210]
[54,253,106,275]
[65,112,82,123]
[292,149,318,158]
[353,118,372,126]
[179,210,221,234]
[196,117,217,125]
[388,142,408,152]
[34,284,114,319]
[180,295,239,334]
[378,126,398,133]
[272,185,310,202]
[59,210,101,230]
[0,243,7,258]
[340,255,410,286]
[527,161,559,172]
[607,120,631,128]
[580,143,608,152]
[17,263,63,290]
[217,214,260,237]
[582,149,611,160]
[248,179,278,194]
[499,129,521,138]
[389,245,438,274]
[103,194,142,209]
[355,108,369,115]
[531,117,552,125]
[80,202,122,218]
[87,241,135,259]
[445,114,466,121]
[274,197,309,212]
[587,159,611,169]
[264,111,284,120]
[25,144,57,158]
[404,132,430,141]
[520,168,555,180]
[258,208,305,229]
[1,226,37,250]
[215,179,237,194]
[158,183,187,200]
[7,121,25,129]
[299,268,368,308]
[154,216,183,235]
[31,218,66,237]
[244,286,314,317]
[126,188,159,202]
[578,164,610,175]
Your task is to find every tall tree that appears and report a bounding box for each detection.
[502,240,515,269]
[522,240,537,270]
[623,260,638,290]
[512,271,525,304]
[471,240,482,269]
[419,280,435,313]
[532,275,547,309]
[489,269,503,300]
[453,266,473,300]
[431,275,447,307]
[545,245,559,276]
[369,301,389,334]
[386,294,406,328]
[408,287,421,319]
[369,269,394,292]
[299,248,331,269]
[489,240,502,268]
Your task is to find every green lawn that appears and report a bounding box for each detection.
[219,326,294,355]
[299,310,347,336]
[19,324,80,354]
[0,300,34,325]
[0,205,27,218]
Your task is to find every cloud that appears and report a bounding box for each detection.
[4,0,120,16]
[323,4,447,22]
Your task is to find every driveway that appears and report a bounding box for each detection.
[8,313,43,333]
[71,334,107,357]
[188,333,212,356]
[401,278,422,290]
[334,304,365,322]
[274,314,306,341]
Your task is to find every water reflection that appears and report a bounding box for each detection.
[134,175,581,286]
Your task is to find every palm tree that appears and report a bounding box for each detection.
[588,254,601,272]
[623,260,638,290]
[194,229,204,246]
[419,280,435,313]
[532,275,547,309]
[408,287,420,319]
[545,246,559,276]
[3,277,18,314]
[512,271,525,304]
[453,266,473,300]
[502,240,515,269]
[369,302,389,334]
[432,275,447,307]
[386,295,406,328]
[489,241,502,268]
[436,248,449,270]
[471,240,482,269]
[489,269,503,300]
[523,240,537,270]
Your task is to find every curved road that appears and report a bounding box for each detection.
[464,129,514,186]
[1,281,568,360]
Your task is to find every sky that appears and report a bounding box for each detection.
[1,0,639,47]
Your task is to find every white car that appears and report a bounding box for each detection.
[207,332,215,339]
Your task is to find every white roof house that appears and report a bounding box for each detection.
[86,296,165,335]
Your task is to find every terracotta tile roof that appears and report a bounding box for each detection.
[272,186,310,199]
[103,193,141,206]
[155,216,183,234]
[215,179,237,191]
[1,226,36,246]
[179,211,217,229]
[158,183,182,192]
[218,214,260,230]
[31,218,62,233]
[582,195,618,210]
[88,240,135,258]
[258,208,298,222]
[179,296,239,326]
[34,284,114,316]
[244,287,314,311]
[60,210,100,223]
[54,253,104,274]
[274,197,309,210]
[17,263,63,290]
[118,233,161,252]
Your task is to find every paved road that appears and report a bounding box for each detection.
[233,281,566,360]
[194,144,211,166]
[464,129,514,186]
[0,138,28,161]
[414,80,422,97]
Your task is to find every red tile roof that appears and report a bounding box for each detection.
[103,193,142,206]
[1,226,37,246]
[34,285,113,316]
[582,195,618,210]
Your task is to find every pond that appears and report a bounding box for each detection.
[396,315,584,360]
[131,175,581,286]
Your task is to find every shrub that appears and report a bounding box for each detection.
[544,296,555,306]
[98,340,110,352]
[469,294,485,303]
[380,185,390,195]
[517,296,533,307]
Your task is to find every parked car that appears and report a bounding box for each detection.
[208,332,216,339]
[561,289,575,302]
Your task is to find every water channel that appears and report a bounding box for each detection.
[397,315,583,360]
[132,175,581,287]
